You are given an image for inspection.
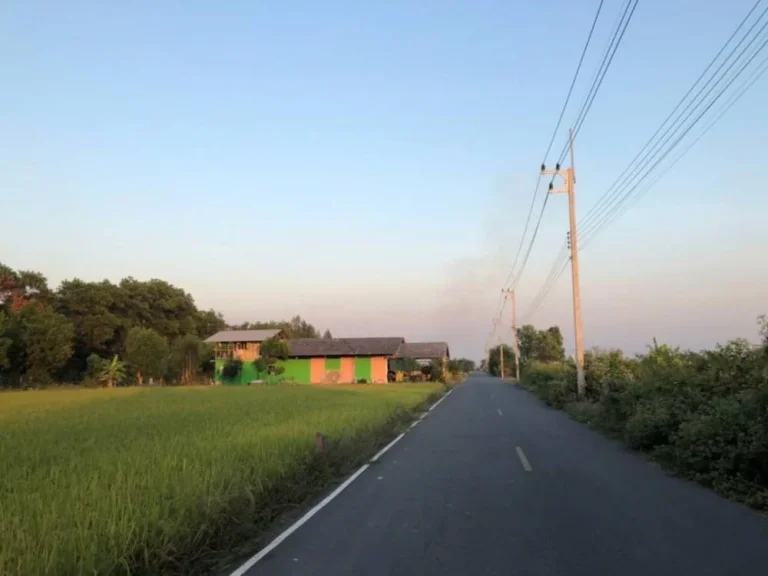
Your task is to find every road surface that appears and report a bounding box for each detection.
[241,373,768,575]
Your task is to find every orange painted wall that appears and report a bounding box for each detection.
[371,357,388,384]
[340,357,355,383]
[310,358,326,384]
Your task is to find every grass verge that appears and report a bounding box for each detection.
[0,383,442,575]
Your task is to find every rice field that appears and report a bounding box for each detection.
[0,383,441,575]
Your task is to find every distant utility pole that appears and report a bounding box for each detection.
[502,289,520,381]
[499,337,504,379]
[490,319,499,376]
[541,128,585,397]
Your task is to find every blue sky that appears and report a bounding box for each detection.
[1,0,766,360]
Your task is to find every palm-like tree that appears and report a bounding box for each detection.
[99,355,126,388]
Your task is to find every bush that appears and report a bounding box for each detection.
[221,359,242,380]
[519,330,768,510]
[428,360,444,382]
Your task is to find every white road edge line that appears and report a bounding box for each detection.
[228,463,370,576]
[429,389,453,412]
[410,420,419,428]
[371,432,406,462]
[228,387,453,576]
[516,446,533,472]
[497,408,502,416]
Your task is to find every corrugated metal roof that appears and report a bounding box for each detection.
[394,342,450,360]
[286,337,405,358]
[288,339,354,357]
[204,329,282,343]
[342,337,404,356]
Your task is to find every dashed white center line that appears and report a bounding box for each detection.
[497,408,502,416]
[516,446,533,472]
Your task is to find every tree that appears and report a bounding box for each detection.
[259,337,290,359]
[19,304,74,385]
[537,326,565,363]
[0,311,11,369]
[517,324,565,366]
[117,277,198,341]
[231,315,321,339]
[99,355,126,388]
[428,359,444,382]
[168,334,208,384]
[86,353,107,380]
[758,314,767,345]
[56,279,123,377]
[289,315,319,338]
[518,325,538,365]
[323,329,333,340]
[196,309,227,339]
[488,344,516,377]
[124,327,169,385]
[390,357,421,372]
[449,358,476,373]
[253,337,289,378]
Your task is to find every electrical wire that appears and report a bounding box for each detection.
[501,0,606,289]
[578,0,767,237]
[556,0,640,163]
[579,12,768,245]
[580,47,768,250]
[506,0,767,322]
[519,242,570,323]
[511,0,639,292]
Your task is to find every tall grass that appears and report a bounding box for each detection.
[0,384,440,575]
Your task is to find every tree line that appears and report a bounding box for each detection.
[0,263,326,388]
[485,324,566,377]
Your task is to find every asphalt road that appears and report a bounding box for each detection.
[242,373,768,576]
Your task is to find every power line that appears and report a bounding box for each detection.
[518,9,768,318]
[519,242,569,323]
[511,0,640,291]
[501,0,607,289]
[580,47,768,250]
[578,0,767,236]
[579,11,768,245]
[556,0,640,163]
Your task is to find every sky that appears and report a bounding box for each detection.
[1,0,766,361]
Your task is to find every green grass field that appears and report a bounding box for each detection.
[0,384,441,575]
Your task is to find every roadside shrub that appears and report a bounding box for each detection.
[428,360,444,382]
[221,359,242,380]
[521,361,576,408]
[583,348,637,401]
[520,326,768,510]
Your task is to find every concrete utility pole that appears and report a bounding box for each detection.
[541,128,585,397]
[499,338,504,379]
[502,289,520,381]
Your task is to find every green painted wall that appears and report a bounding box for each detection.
[354,357,372,382]
[215,359,260,385]
[216,357,346,385]
[276,359,311,384]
